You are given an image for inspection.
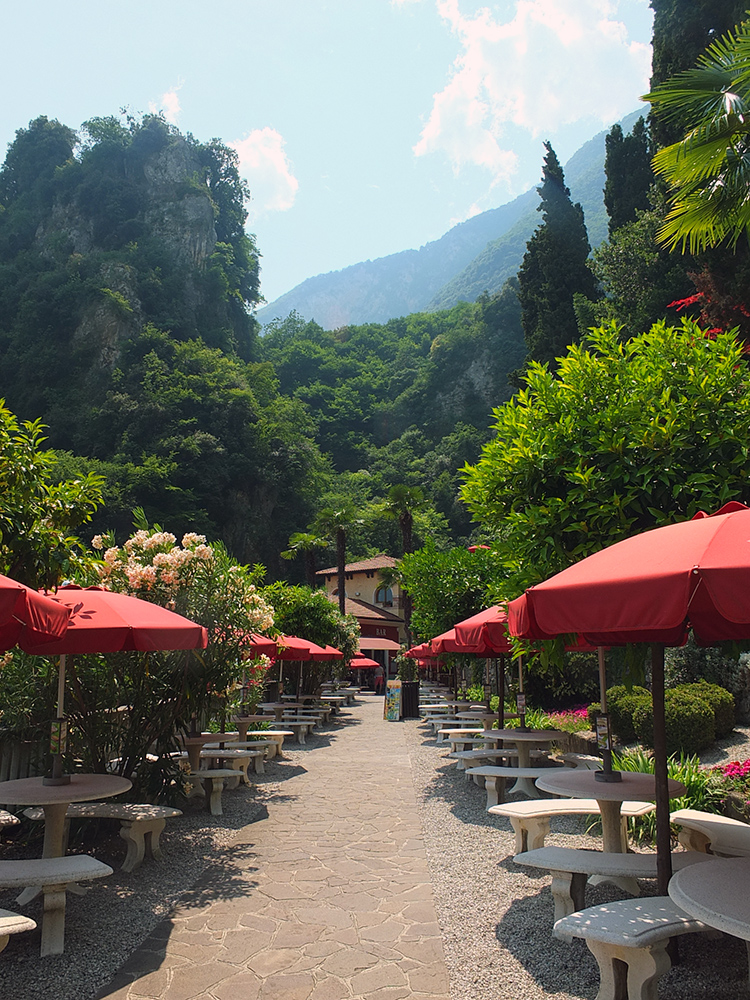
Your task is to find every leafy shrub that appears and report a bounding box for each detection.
[589,685,650,742]
[523,651,600,709]
[666,637,747,697]
[612,748,725,844]
[633,689,715,755]
[680,681,735,737]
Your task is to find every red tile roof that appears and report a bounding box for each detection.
[316,553,399,576]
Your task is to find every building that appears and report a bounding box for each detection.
[316,554,405,668]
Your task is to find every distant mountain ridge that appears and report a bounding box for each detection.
[257,110,642,330]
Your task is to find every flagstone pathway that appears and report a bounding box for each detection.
[97,696,451,1000]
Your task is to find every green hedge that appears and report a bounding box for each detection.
[587,685,650,743]
[680,681,735,737]
[633,689,716,756]
[587,681,732,754]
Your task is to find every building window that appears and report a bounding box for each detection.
[375,586,393,607]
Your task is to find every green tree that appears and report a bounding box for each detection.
[645,18,750,255]
[314,506,363,614]
[603,118,654,237]
[280,531,329,588]
[649,0,748,146]
[461,320,750,598]
[518,142,598,369]
[399,541,504,640]
[0,401,103,587]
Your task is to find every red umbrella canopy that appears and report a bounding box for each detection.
[240,633,278,657]
[352,655,380,669]
[275,635,332,661]
[452,606,513,654]
[430,627,499,657]
[21,585,208,654]
[405,642,432,659]
[0,576,70,651]
[507,501,750,646]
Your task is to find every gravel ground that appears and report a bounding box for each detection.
[0,717,749,1000]
[404,718,750,1000]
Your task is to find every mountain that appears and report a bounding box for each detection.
[257,110,643,330]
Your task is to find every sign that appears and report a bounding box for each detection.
[385,679,401,721]
[596,713,612,751]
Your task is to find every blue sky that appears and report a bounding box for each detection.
[1,0,653,304]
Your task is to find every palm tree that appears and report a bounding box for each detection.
[280,531,328,588]
[314,506,362,615]
[382,484,425,555]
[645,19,750,253]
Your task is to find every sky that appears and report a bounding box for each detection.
[1,0,654,305]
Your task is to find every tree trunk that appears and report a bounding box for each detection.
[337,528,346,615]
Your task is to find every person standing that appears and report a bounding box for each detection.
[373,663,385,695]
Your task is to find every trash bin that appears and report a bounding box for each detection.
[401,681,420,719]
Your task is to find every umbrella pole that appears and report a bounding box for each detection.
[595,647,619,780]
[517,656,527,730]
[46,655,69,785]
[651,643,672,896]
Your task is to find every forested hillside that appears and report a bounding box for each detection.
[0,113,526,577]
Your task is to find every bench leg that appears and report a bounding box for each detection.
[119,820,147,872]
[549,870,587,921]
[484,777,507,809]
[525,817,550,852]
[586,939,671,1000]
[40,883,67,957]
[146,819,166,861]
[253,754,264,775]
[0,934,9,955]
[204,776,225,816]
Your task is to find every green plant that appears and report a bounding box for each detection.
[633,688,716,755]
[612,748,725,844]
[590,685,651,743]
[665,637,748,700]
[682,681,735,736]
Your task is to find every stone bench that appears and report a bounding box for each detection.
[276,721,314,744]
[194,768,238,816]
[244,731,294,759]
[513,846,710,921]
[452,748,549,772]
[466,765,565,807]
[670,807,750,857]
[0,855,113,956]
[0,908,36,953]
[489,798,655,853]
[560,752,602,770]
[553,896,708,1000]
[24,803,183,872]
[194,747,264,783]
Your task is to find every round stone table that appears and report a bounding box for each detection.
[535,769,685,853]
[669,855,750,941]
[0,773,132,858]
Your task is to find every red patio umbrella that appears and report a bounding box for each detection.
[452,606,513,654]
[240,633,277,657]
[352,655,379,669]
[21,585,208,783]
[507,500,750,893]
[0,576,70,651]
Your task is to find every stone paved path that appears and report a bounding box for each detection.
[97,696,451,1000]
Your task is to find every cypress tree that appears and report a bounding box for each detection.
[518,142,598,369]
[603,117,653,237]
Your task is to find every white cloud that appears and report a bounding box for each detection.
[149,86,182,124]
[231,128,299,219]
[414,0,652,185]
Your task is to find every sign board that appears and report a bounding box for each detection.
[385,679,402,721]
